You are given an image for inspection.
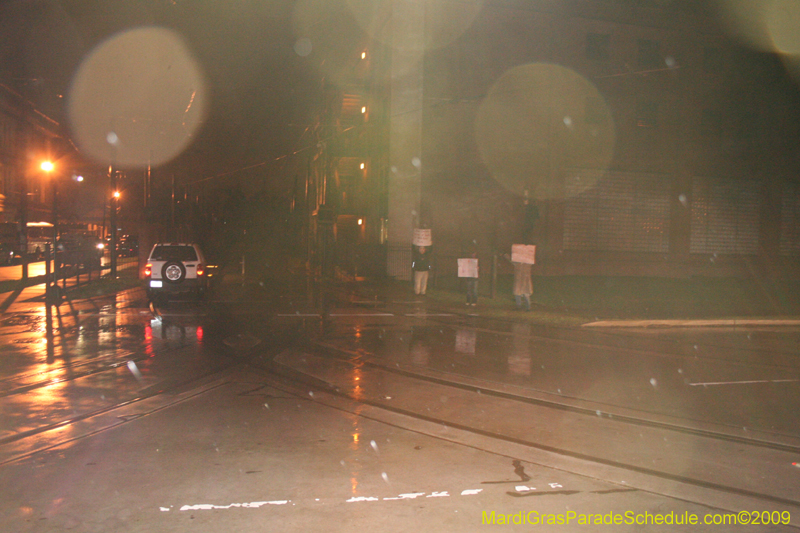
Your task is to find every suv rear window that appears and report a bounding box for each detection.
[150,245,198,262]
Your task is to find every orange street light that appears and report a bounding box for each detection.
[113,190,121,199]
[40,160,59,302]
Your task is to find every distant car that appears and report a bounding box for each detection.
[0,243,16,265]
[117,236,139,257]
[145,243,207,302]
[56,233,103,269]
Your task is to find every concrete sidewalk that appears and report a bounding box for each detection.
[5,265,799,329]
[0,259,141,315]
[323,278,800,328]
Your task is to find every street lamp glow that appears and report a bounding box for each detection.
[40,161,54,172]
[113,190,121,199]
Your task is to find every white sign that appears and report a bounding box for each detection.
[511,244,536,264]
[457,258,478,278]
[413,229,432,247]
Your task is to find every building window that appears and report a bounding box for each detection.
[780,182,800,256]
[586,33,610,62]
[635,101,658,128]
[563,171,671,253]
[637,38,662,69]
[690,177,761,255]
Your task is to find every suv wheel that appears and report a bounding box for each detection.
[162,261,186,283]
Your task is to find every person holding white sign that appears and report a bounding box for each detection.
[458,250,479,306]
[513,261,532,310]
[412,246,431,295]
[509,244,535,311]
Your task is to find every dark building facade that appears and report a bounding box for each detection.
[0,83,64,226]
[302,0,800,280]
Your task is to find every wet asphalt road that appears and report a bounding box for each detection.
[0,281,799,531]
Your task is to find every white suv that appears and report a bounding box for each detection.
[145,243,207,301]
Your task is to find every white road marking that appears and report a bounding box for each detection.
[688,379,799,387]
[277,313,321,317]
[179,501,288,511]
[382,492,425,501]
[346,496,379,503]
[328,313,394,317]
[405,313,453,317]
[171,487,488,512]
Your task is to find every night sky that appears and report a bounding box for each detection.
[4,1,800,183]
[0,0,345,178]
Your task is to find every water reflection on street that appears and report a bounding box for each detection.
[318,319,800,436]
[0,290,226,452]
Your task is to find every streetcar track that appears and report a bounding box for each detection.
[321,318,800,408]
[314,323,800,445]
[0,334,241,451]
[262,351,800,511]
[310,339,800,454]
[0,322,203,397]
[0,351,137,387]
[3,287,798,516]
[0,353,152,397]
[0,370,235,466]
[279,314,800,451]
[350,316,800,372]
[432,313,800,364]
[0,302,227,462]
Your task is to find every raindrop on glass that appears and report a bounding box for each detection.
[294,38,312,57]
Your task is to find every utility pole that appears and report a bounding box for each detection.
[145,155,151,210]
[109,165,118,277]
[171,173,175,238]
[17,110,28,281]
[51,178,59,300]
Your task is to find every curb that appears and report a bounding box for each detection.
[583,318,800,328]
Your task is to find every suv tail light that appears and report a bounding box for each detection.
[196,264,205,276]
[144,263,152,277]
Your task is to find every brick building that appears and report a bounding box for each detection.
[300,0,800,280]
